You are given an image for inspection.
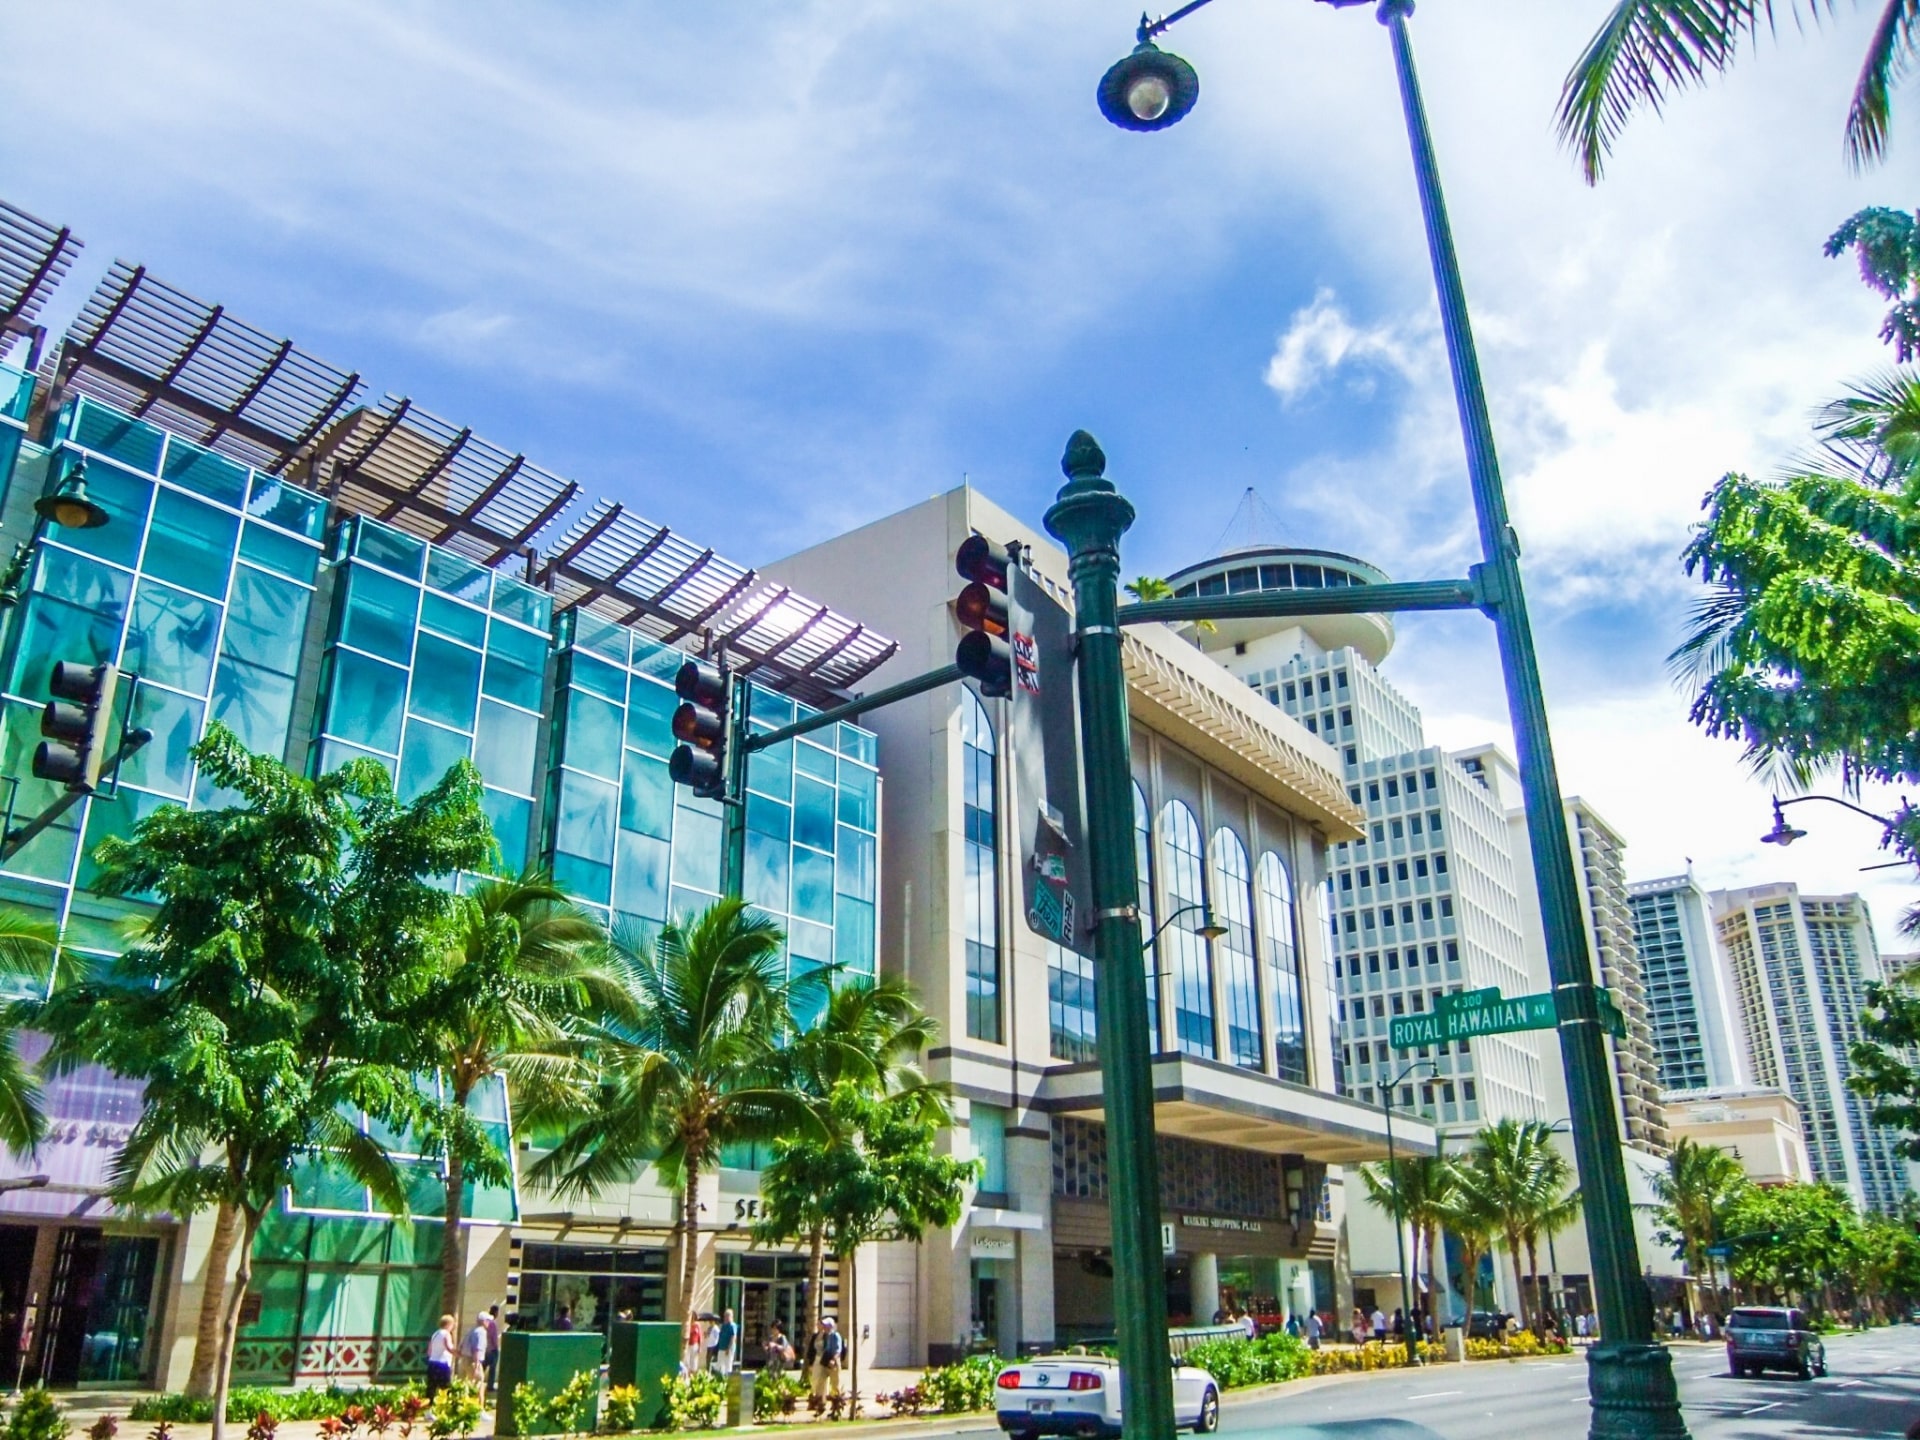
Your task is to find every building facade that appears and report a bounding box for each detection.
[767,496,1427,1364]
[1661,1088,1813,1188]
[1711,884,1908,1212]
[1627,874,1748,1093]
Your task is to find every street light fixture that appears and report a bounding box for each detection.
[1087,1,1690,1435]
[1759,792,1903,851]
[1148,901,1228,945]
[1380,1058,1436,1367]
[1,456,113,611]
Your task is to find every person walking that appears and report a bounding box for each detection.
[713,1308,739,1376]
[461,1312,489,1386]
[812,1317,843,1402]
[1305,1310,1322,1350]
[1238,1309,1257,1341]
[765,1322,793,1379]
[1349,1307,1367,1344]
[1370,1306,1387,1344]
[426,1314,456,1400]
[682,1314,705,1375]
[482,1306,502,1395]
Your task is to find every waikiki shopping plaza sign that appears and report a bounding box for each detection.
[1388,985,1626,1051]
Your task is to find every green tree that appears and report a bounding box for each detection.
[1440,1153,1503,1331]
[1464,1120,1562,1324]
[1558,0,1918,181]
[28,727,495,1440]
[1124,576,1214,633]
[1827,207,1920,361]
[411,871,615,1319]
[1853,1207,1920,1315]
[1847,970,1920,1154]
[1513,1134,1581,1327]
[527,898,821,1327]
[1651,1137,1751,1299]
[0,908,59,1154]
[1357,1154,1455,1336]
[1722,1181,1860,1305]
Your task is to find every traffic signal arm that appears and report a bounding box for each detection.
[2,724,151,864]
[742,663,964,754]
[1115,576,1481,627]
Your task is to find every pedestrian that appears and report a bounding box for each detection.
[1370,1306,1387,1344]
[682,1313,705,1375]
[812,1317,844,1402]
[426,1314,456,1400]
[483,1306,501,1395]
[1349,1307,1368,1345]
[1239,1309,1257,1341]
[713,1307,739,1376]
[1305,1310,1322,1350]
[1285,1313,1302,1340]
[766,1323,793,1379]
[1391,1307,1404,1339]
[1585,1310,1598,1340]
[554,1306,575,1332]
[462,1311,489,1385]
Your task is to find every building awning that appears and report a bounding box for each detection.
[1039,1054,1435,1165]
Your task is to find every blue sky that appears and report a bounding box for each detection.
[4,1,1916,941]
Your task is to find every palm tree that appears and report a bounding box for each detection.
[1358,1154,1455,1337]
[1125,576,1215,633]
[1558,0,1918,181]
[1514,1135,1581,1329]
[1653,1137,1751,1298]
[416,871,616,1318]
[1441,1153,1503,1335]
[1468,1119,1542,1321]
[0,908,60,1154]
[527,898,822,1326]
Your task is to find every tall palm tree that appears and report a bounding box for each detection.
[1468,1119,1543,1320]
[1514,1136,1581,1328]
[1125,576,1215,633]
[1559,0,1918,181]
[416,871,616,1318]
[527,898,822,1325]
[1441,1153,1503,1335]
[1358,1154,1455,1336]
[1653,1137,1751,1296]
[0,908,60,1154]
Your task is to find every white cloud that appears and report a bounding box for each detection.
[1262,288,1419,403]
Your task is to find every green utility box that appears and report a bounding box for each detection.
[496,1331,606,1436]
[608,1321,684,1427]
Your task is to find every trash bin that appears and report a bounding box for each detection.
[607,1321,682,1429]
[735,1370,756,1427]
[1442,1323,1465,1364]
[496,1331,606,1436]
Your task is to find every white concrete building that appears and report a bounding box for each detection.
[1628,874,1749,1093]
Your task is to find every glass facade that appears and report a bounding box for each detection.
[1161,802,1213,1059]
[1134,782,1158,1052]
[960,690,999,1042]
[1258,853,1307,1084]
[1209,828,1262,1071]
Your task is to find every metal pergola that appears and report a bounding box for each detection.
[0,201,84,370]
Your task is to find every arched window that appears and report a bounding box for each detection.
[960,690,1000,1042]
[1134,781,1159,1051]
[1320,876,1346,1094]
[1160,801,1213,1059]
[1210,829,1262,1070]
[1258,852,1307,1083]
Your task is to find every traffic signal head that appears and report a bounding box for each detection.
[669,658,731,800]
[33,661,119,792]
[954,535,1013,698]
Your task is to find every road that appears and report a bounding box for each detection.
[1220,1328,1920,1439]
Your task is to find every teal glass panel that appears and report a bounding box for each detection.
[409,633,482,732]
[835,825,874,899]
[339,565,419,663]
[222,567,307,679]
[619,754,672,840]
[0,367,30,421]
[614,830,670,920]
[626,676,676,759]
[56,460,150,569]
[71,402,164,474]
[483,788,532,873]
[122,686,203,798]
[398,718,471,801]
[790,846,833,925]
[124,580,220,696]
[744,829,790,913]
[790,958,829,1031]
[796,742,836,781]
[482,622,547,710]
[242,1264,305,1335]
[746,737,791,799]
[555,770,617,867]
[790,920,832,963]
[670,885,713,921]
[426,548,490,605]
[630,635,681,685]
[555,850,614,906]
[161,439,248,507]
[835,894,875,972]
[238,523,320,583]
[354,520,426,580]
[838,725,878,766]
[317,737,395,781]
[490,576,550,629]
[247,473,328,540]
[838,763,877,831]
[142,488,239,599]
[77,787,171,892]
[671,800,722,894]
[472,700,539,796]
[569,650,625,701]
[208,662,297,760]
[10,550,129,699]
[289,1154,370,1213]
[420,591,486,647]
[325,649,407,755]
[793,775,835,853]
[572,610,628,666]
[404,1160,446,1215]
[751,689,794,726]
[564,686,623,780]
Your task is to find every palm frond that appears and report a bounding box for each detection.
[1846,0,1920,167]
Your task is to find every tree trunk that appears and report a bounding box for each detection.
[841,1247,857,1404]
[1505,1239,1524,1325]
[440,1097,468,1322]
[680,1160,702,1326]
[1523,1238,1541,1332]
[1456,1241,1479,1360]
[1422,1223,1439,1339]
[803,1224,826,1342]
[187,1199,241,1398]
[212,1206,266,1440]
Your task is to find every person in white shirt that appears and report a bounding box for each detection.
[1238,1310,1257,1340]
[426,1314,456,1399]
[462,1313,490,1385]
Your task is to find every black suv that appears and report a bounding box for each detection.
[1726,1306,1826,1379]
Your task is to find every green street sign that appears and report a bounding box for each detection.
[1595,987,1628,1040]
[1435,987,1500,1017]
[1389,989,1557,1049]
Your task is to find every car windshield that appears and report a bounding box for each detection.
[1729,1311,1790,1330]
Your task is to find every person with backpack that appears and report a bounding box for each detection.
[812,1317,843,1401]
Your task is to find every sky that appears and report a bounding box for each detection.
[2,1,1915,943]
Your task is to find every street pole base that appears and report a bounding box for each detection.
[1585,1341,1689,1440]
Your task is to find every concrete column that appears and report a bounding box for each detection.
[1007,1131,1054,1356]
[1190,1252,1219,1325]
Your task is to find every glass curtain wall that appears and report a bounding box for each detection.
[1257,852,1307,1084]
[1134,782,1158,1052]
[1210,829,1262,1070]
[960,689,1000,1042]
[1160,802,1213,1059]
[1048,942,1097,1063]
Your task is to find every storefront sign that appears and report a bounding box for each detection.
[1180,1216,1264,1234]
[971,1234,1016,1260]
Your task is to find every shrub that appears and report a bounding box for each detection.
[876,1385,924,1417]
[4,1389,70,1440]
[244,1414,277,1440]
[1464,1331,1571,1361]
[1182,1333,1312,1389]
[1301,1340,1445,1376]
[751,1375,805,1422]
[130,1385,426,1426]
[86,1419,118,1440]
[662,1373,726,1431]
[426,1382,482,1440]
[916,1355,999,1414]
[600,1386,650,1434]
[511,1384,546,1439]
[547,1372,598,1435]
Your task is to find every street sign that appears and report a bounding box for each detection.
[1595,986,1628,1040]
[1389,989,1555,1049]
[1435,987,1499,1018]
[1009,566,1092,952]
[1704,1243,1731,1260]
[1162,1223,1176,1257]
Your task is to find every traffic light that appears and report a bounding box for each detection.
[669,658,731,800]
[32,661,119,792]
[954,535,1013,698]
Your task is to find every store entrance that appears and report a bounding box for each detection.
[38,1228,161,1385]
[716,1254,817,1365]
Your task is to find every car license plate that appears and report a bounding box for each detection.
[1028,1400,1054,1413]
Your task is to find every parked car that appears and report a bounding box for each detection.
[995,1354,1220,1439]
[1726,1306,1826,1380]
[1464,1311,1512,1340]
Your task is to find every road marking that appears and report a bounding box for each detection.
[1835,1379,1863,1388]
[1741,1402,1782,1416]
[1407,1391,1461,1400]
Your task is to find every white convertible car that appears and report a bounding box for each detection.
[995,1354,1221,1439]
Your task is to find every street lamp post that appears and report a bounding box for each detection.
[1090,3,1689,1436]
[1381,1059,1436,1366]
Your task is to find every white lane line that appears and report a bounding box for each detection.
[1741,1402,1783,1416]
[1407,1392,1462,1400]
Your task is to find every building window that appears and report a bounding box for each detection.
[971,1103,1009,1193]
[1162,801,1214,1059]
[1048,945,1098,1063]
[1134,781,1159,1050]
[961,689,1001,1043]
[1211,829,1263,1071]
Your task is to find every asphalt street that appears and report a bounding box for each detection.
[1219,1329,1920,1440]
